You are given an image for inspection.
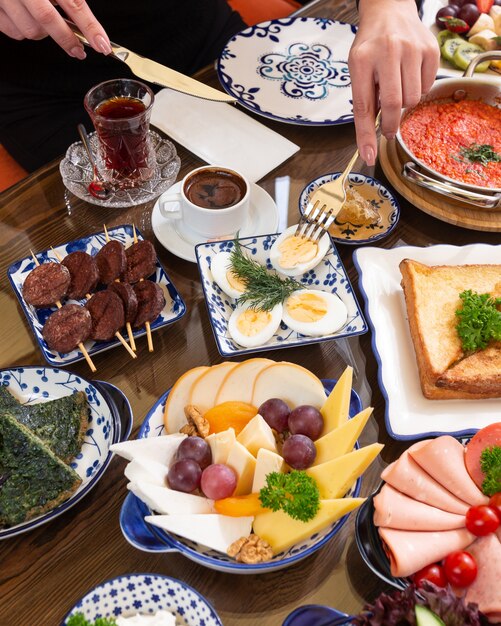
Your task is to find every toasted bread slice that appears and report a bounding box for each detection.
[399,259,501,399]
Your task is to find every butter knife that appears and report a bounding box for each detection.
[66,20,236,103]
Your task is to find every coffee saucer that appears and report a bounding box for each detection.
[151,181,280,262]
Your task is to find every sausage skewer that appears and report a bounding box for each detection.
[132,224,154,352]
[51,248,137,360]
[30,250,97,373]
[103,224,136,352]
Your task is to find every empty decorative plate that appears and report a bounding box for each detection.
[195,234,367,357]
[217,18,356,125]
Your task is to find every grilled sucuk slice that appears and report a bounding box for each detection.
[95,240,126,285]
[133,281,165,328]
[61,251,99,299]
[109,282,138,324]
[86,290,125,341]
[22,262,71,307]
[42,304,92,353]
[125,240,157,283]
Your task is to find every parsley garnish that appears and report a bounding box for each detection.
[455,290,501,352]
[480,446,501,497]
[230,238,302,311]
[459,144,501,166]
[66,614,116,626]
[259,470,320,522]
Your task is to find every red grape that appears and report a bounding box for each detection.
[465,504,500,536]
[436,5,459,26]
[494,0,501,6]
[167,459,202,493]
[176,436,212,470]
[412,563,447,588]
[258,398,291,433]
[288,405,324,441]
[282,434,316,469]
[201,463,237,499]
[458,3,480,25]
[443,551,477,587]
[449,0,473,6]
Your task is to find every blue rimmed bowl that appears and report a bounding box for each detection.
[283,604,353,626]
[0,366,132,540]
[61,573,222,625]
[299,173,400,245]
[120,379,363,574]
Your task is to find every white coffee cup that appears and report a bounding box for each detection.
[159,165,250,238]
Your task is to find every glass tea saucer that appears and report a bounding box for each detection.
[59,130,181,208]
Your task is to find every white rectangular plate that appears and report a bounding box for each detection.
[354,243,501,440]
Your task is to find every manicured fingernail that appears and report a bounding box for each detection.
[361,146,375,166]
[70,46,87,60]
[94,35,112,55]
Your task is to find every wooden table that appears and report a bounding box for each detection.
[1,1,500,624]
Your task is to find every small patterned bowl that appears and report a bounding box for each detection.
[61,573,222,625]
[0,366,132,540]
[119,380,363,574]
[299,173,400,245]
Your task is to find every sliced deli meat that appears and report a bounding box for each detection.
[464,534,501,622]
[373,484,465,531]
[381,451,469,515]
[378,527,475,578]
[409,436,488,507]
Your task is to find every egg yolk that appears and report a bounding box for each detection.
[236,309,272,336]
[278,236,318,269]
[286,293,327,322]
[226,270,246,293]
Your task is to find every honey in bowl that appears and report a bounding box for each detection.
[184,168,247,209]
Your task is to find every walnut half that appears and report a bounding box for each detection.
[180,404,210,438]
[227,534,273,564]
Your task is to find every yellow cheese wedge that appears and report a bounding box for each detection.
[237,414,277,457]
[313,407,373,466]
[206,427,236,465]
[320,366,353,435]
[226,440,256,496]
[306,443,383,499]
[253,498,365,554]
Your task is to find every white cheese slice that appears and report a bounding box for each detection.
[128,482,214,515]
[252,448,285,492]
[237,414,277,457]
[124,458,169,487]
[110,433,186,464]
[206,427,236,464]
[226,440,256,495]
[144,513,254,554]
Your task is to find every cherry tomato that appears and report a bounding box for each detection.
[412,563,447,588]
[443,551,478,587]
[489,493,501,521]
[466,504,501,536]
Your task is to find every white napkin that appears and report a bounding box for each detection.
[151,89,300,183]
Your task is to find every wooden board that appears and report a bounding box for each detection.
[379,137,501,232]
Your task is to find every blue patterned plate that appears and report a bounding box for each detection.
[299,173,401,245]
[195,234,367,357]
[7,224,186,367]
[0,366,132,540]
[283,605,353,626]
[217,18,356,126]
[61,573,222,625]
[119,380,363,574]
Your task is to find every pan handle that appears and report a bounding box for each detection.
[402,162,501,209]
[464,51,501,77]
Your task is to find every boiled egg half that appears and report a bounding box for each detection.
[282,289,347,337]
[210,251,246,299]
[269,225,330,277]
[228,302,282,348]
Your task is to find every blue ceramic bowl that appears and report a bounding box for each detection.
[283,604,352,626]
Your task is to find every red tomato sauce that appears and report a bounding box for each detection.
[400,99,501,189]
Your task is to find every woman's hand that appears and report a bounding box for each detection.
[349,0,440,165]
[0,0,111,59]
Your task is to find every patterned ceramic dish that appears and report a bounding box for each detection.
[283,605,352,626]
[0,366,133,540]
[59,130,181,208]
[217,18,356,125]
[119,380,363,574]
[61,573,222,625]
[7,224,186,367]
[299,173,401,245]
[194,234,367,357]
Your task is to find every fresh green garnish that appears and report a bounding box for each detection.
[230,238,302,311]
[480,445,501,497]
[66,614,116,626]
[259,470,320,522]
[459,143,501,166]
[455,290,501,352]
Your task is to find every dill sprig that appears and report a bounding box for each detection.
[459,144,501,166]
[230,238,302,311]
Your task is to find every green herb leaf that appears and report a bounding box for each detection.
[230,238,303,311]
[455,290,501,352]
[459,144,501,166]
[480,446,501,497]
[66,614,117,626]
[259,470,320,522]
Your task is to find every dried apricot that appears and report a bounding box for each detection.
[215,493,267,517]
[204,401,257,435]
